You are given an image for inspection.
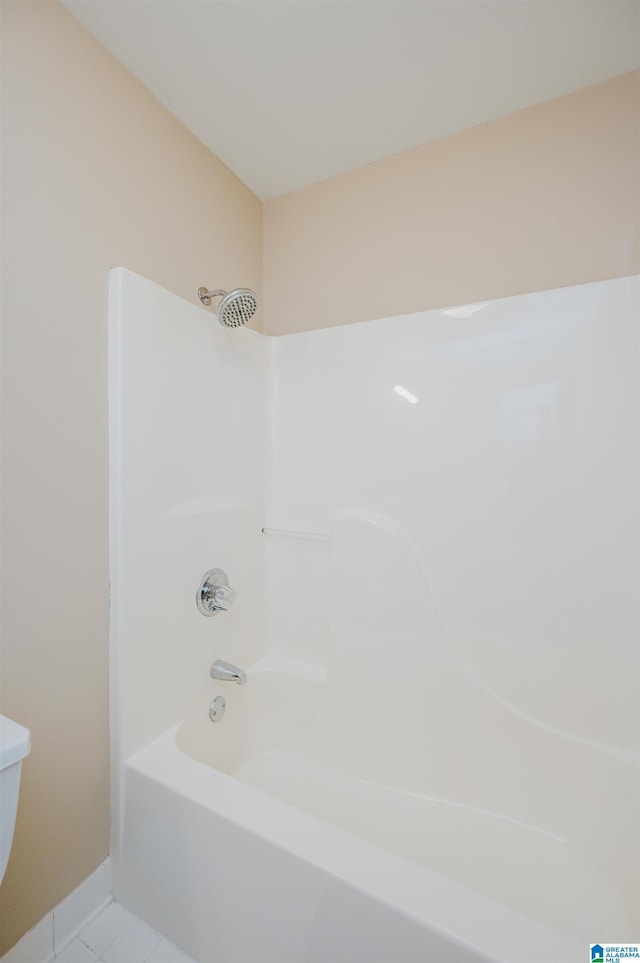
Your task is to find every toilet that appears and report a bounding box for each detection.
[0,714,31,884]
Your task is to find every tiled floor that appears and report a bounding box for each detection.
[56,902,194,963]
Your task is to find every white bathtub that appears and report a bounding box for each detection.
[116,664,585,963]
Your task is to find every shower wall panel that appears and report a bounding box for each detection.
[109,268,266,799]
[266,275,640,924]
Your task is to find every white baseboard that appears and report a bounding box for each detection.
[1,858,112,963]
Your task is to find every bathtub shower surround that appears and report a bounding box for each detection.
[109,269,639,963]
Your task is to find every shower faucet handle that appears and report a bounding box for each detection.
[196,568,236,616]
[211,584,236,608]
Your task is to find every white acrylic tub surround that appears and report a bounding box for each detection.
[0,714,31,884]
[110,270,639,963]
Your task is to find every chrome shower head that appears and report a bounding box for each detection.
[198,285,258,328]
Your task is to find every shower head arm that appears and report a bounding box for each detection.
[198,287,227,306]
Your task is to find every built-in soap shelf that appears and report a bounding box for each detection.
[261,527,331,542]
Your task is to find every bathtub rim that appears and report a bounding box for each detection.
[120,724,583,963]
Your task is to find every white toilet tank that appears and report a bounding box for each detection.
[0,714,31,884]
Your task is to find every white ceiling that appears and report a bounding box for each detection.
[62,0,640,200]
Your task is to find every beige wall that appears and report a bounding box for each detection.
[0,1,261,954]
[264,70,640,334]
